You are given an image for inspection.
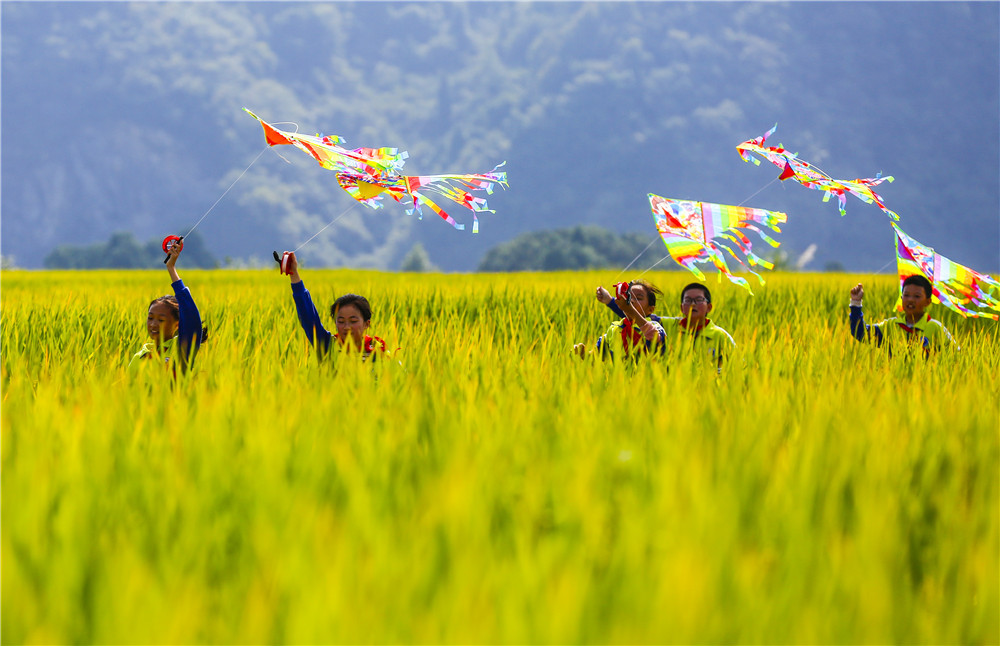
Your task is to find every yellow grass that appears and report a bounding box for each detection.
[2,269,998,644]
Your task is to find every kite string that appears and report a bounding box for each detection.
[182,146,268,239]
[735,176,779,207]
[616,237,659,278]
[874,259,895,274]
[292,202,361,253]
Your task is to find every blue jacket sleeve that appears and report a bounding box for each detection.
[292,281,332,352]
[849,306,883,346]
[172,279,203,364]
[605,300,663,325]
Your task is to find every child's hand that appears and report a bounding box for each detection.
[595,286,612,305]
[850,283,864,305]
[641,320,659,342]
[165,240,183,277]
[283,251,300,282]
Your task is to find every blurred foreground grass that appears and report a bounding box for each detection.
[2,269,997,643]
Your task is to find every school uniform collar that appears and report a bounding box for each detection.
[142,336,175,355]
[895,312,931,332]
[678,317,711,334]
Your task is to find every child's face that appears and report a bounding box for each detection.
[630,285,655,317]
[335,304,370,350]
[680,288,712,322]
[901,284,932,318]
[147,302,179,341]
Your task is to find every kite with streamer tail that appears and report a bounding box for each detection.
[244,108,407,177]
[737,124,899,221]
[245,108,507,232]
[892,223,1000,320]
[334,164,507,233]
[649,194,787,294]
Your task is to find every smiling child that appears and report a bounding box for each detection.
[849,275,956,356]
[280,251,387,360]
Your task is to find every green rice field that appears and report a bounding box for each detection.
[2,269,998,644]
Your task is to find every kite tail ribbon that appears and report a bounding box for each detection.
[893,222,1000,320]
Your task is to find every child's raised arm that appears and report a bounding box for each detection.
[165,240,204,370]
[165,240,183,283]
[848,282,878,345]
[284,251,332,351]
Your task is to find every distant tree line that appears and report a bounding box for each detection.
[477,225,666,272]
[39,226,849,273]
[44,231,217,269]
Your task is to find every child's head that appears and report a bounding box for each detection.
[147,295,180,341]
[901,275,933,318]
[628,280,662,317]
[331,294,372,350]
[680,282,713,323]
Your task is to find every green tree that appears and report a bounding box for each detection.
[399,243,438,272]
[44,231,217,269]
[478,226,661,272]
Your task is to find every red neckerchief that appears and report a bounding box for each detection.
[678,317,710,336]
[620,318,645,353]
[895,313,930,335]
[364,335,387,354]
[333,334,386,353]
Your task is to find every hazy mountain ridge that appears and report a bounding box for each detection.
[3,2,997,272]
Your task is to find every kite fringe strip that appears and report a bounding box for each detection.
[893,222,1000,321]
[736,123,900,222]
[245,108,507,234]
[648,194,788,295]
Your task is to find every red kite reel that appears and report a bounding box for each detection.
[614,281,632,302]
[273,251,294,275]
[162,235,183,263]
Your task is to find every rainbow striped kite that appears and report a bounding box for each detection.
[737,124,899,221]
[649,194,787,294]
[245,108,507,232]
[893,223,1000,320]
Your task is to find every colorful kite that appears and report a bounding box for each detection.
[244,108,407,177]
[893,223,1000,320]
[333,164,507,233]
[737,124,900,221]
[648,194,787,294]
[245,108,507,232]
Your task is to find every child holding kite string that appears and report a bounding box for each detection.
[602,281,736,369]
[280,251,388,361]
[129,240,207,376]
[574,280,665,361]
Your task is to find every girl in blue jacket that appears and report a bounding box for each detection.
[279,251,387,361]
[129,240,206,375]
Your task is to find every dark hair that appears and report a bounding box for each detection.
[331,294,372,322]
[149,295,179,319]
[628,280,662,308]
[902,275,933,299]
[680,282,711,303]
[147,295,210,342]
